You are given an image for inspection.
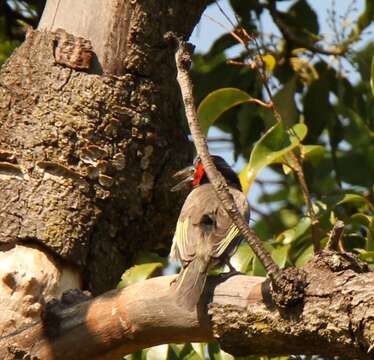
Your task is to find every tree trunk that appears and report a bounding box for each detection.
[0,0,207,335]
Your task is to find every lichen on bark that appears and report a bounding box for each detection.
[209,251,374,359]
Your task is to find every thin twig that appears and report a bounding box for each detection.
[203,14,246,47]
[266,2,345,56]
[206,6,281,120]
[215,0,237,29]
[173,36,280,280]
[287,152,321,252]
[231,31,322,251]
[214,5,322,251]
[251,36,282,123]
[326,220,345,251]
[248,98,274,108]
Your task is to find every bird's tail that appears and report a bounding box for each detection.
[173,259,208,311]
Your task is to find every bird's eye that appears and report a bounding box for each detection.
[201,214,215,226]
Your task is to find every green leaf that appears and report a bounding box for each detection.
[123,350,146,360]
[208,33,238,57]
[336,193,373,210]
[262,78,298,128]
[135,251,168,267]
[289,0,320,34]
[252,244,273,277]
[357,0,374,35]
[276,218,311,253]
[262,54,276,73]
[351,213,373,228]
[170,344,201,360]
[303,62,334,142]
[337,150,374,188]
[193,53,226,74]
[272,245,290,268]
[239,122,308,193]
[302,145,325,165]
[350,214,374,251]
[273,77,298,126]
[197,88,253,134]
[252,255,266,277]
[230,243,255,273]
[358,251,374,263]
[258,188,289,204]
[295,244,314,267]
[279,208,300,228]
[207,342,235,360]
[118,262,163,288]
[252,244,289,276]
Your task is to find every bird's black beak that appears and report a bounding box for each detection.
[171,165,195,192]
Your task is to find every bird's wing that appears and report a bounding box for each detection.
[211,187,250,258]
[171,185,216,264]
[212,223,240,257]
[170,216,190,262]
[170,184,250,264]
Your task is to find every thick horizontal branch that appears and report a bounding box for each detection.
[0,275,262,360]
[0,252,373,360]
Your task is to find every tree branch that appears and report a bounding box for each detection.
[172,35,280,280]
[171,35,307,308]
[287,152,321,252]
[326,220,345,251]
[1,252,373,359]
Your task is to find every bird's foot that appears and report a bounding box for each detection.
[218,264,242,279]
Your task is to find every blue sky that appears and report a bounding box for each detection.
[191,0,367,52]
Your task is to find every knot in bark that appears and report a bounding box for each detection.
[271,267,307,308]
[317,250,369,273]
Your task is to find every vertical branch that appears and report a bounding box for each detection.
[208,4,323,253]
[233,26,322,252]
[288,153,321,252]
[251,37,282,124]
[172,36,280,280]
[326,220,345,251]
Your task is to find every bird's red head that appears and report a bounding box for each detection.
[192,159,205,187]
[171,155,242,192]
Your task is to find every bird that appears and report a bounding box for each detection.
[169,155,250,311]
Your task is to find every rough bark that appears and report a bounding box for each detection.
[0,0,208,294]
[1,252,373,360]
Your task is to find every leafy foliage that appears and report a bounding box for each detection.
[191,0,374,275]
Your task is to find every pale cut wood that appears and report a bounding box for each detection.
[0,244,80,337]
[38,0,118,73]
